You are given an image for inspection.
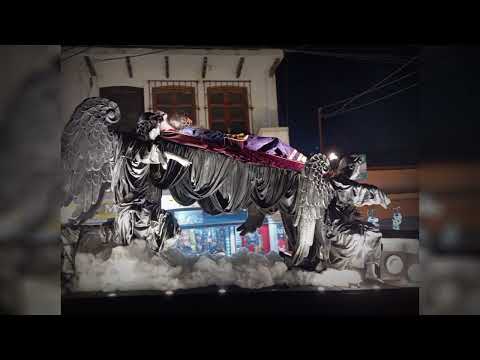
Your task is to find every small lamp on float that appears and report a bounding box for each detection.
[327,151,340,173]
[328,152,338,161]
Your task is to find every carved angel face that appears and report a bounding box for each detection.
[337,155,363,180]
[105,101,120,124]
[137,112,161,140]
[148,126,161,140]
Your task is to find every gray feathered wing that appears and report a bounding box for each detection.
[61,97,121,223]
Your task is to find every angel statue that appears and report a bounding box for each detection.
[61,99,190,289]
[279,154,391,281]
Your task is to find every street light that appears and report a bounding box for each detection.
[328,152,338,161]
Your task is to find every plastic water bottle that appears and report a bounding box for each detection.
[392,207,402,230]
[367,208,379,228]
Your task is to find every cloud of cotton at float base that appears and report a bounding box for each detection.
[74,240,362,293]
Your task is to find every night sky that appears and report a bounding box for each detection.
[418,46,480,164]
[276,48,420,167]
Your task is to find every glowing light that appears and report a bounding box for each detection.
[165,290,174,296]
[317,286,325,292]
[218,288,227,295]
[107,293,117,297]
[328,152,338,161]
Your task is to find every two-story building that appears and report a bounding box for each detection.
[61,46,287,140]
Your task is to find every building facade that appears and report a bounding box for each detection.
[61,47,285,136]
[60,46,288,255]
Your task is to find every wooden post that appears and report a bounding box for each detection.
[164,56,169,78]
[202,57,208,79]
[126,57,133,78]
[269,58,281,78]
[236,57,245,78]
[84,56,96,77]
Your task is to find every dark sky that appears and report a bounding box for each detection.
[418,46,480,164]
[276,48,419,167]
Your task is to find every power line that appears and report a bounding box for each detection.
[322,71,417,109]
[324,82,418,119]
[334,55,418,114]
[285,48,409,61]
[284,49,411,64]
[95,49,169,63]
[61,48,169,68]
[61,46,76,53]
[61,47,91,63]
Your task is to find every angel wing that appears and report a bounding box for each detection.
[61,97,121,223]
[291,154,334,266]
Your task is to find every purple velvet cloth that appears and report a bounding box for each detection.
[245,135,299,159]
[179,127,303,161]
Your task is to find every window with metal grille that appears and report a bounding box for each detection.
[207,86,250,134]
[149,81,199,124]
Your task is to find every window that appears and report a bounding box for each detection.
[99,86,144,132]
[151,86,197,124]
[207,86,250,134]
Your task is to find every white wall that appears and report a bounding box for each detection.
[61,48,283,133]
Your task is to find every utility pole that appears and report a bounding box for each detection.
[318,107,324,153]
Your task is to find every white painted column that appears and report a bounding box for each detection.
[267,216,279,253]
[230,227,237,255]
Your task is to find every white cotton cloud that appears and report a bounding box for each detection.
[74,240,363,293]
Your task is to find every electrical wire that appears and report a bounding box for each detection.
[285,48,408,61]
[324,82,418,119]
[333,55,418,114]
[95,49,169,62]
[322,71,417,110]
[284,49,411,64]
[61,46,76,52]
[61,47,91,63]
[62,47,168,69]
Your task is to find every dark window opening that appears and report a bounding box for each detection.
[99,86,144,132]
[207,86,249,134]
[152,86,197,124]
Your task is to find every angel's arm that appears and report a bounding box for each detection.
[333,178,391,209]
[164,151,192,167]
[134,143,191,168]
[134,143,167,167]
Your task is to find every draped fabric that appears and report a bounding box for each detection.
[149,161,188,191]
[110,135,188,249]
[111,135,391,274]
[153,138,301,217]
[111,134,152,205]
[95,127,395,278]
[150,137,308,260]
[115,200,180,252]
